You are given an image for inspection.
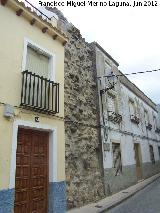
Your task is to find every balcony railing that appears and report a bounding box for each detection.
[108,111,122,124]
[19,0,51,22]
[130,114,140,124]
[21,70,59,114]
[155,127,160,134]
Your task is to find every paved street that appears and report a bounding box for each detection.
[108,178,160,213]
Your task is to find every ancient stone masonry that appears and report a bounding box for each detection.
[46,7,105,209]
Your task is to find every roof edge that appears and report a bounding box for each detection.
[118,70,158,112]
[6,0,68,42]
[92,42,119,67]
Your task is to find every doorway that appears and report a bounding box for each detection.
[14,128,49,213]
[134,143,143,181]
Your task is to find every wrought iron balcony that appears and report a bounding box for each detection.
[130,114,140,124]
[146,123,152,131]
[155,127,160,134]
[108,111,122,124]
[21,70,59,114]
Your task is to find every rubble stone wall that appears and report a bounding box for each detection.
[46,8,105,209]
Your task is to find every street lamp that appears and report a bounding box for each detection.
[100,73,117,95]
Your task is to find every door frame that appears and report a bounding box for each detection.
[9,119,58,189]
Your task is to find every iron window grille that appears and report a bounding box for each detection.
[21,70,59,115]
[108,111,122,124]
[130,114,140,124]
[146,123,152,131]
[155,128,160,134]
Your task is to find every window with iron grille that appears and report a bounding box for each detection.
[25,46,50,108]
[104,61,112,74]
[26,46,49,78]
[21,43,59,114]
[144,110,149,123]
[108,94,116,112]
[153,115,157,130]
[129,100,136,115]
[104,61,113,87]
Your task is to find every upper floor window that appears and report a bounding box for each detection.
[26,46,49,78]
[129,99,140,124]
[145,110,152,130]
[104,61,112,75]
[104,61,113,87]
[108,94,116,113]
[107,92,122,124]
[21,39,58,114]
[129,99,136,115]
[22,39,55,81]
[153,115,157,130]
[144,110,149,123]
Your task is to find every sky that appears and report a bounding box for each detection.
[27,0,160,104]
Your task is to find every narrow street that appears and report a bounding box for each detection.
[108,178,160,213]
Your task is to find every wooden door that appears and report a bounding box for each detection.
[14,128,49,213]
[134,143,143,181]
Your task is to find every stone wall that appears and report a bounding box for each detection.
[46,8,105,209]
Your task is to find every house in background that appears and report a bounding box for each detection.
[91,42,160,195]
[0,0,67,212]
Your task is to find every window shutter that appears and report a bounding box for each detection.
[129,102,135,115]
[26,47,49,78]
[108,95,115,112]
[104,62,112,75]
[144,111,148,123]
[25,47,50,107]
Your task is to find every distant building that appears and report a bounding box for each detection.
[45,7,160,210]
[0,1,67,212]
[91,42,160,195]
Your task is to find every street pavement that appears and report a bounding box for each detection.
[108,177,160,213]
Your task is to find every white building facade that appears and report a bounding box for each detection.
[92,42,160,195]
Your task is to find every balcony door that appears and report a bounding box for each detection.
[26,46,49,78]
[25,46,50,108]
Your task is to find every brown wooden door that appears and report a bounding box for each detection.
[134,143,143,181]
[14,128,49,213]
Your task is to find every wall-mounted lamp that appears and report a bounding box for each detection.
[100,73,117,95]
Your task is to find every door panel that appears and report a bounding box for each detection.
[14,128,49,213]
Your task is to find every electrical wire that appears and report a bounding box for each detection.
[97,68,160,79]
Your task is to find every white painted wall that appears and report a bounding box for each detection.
[95,45,160,170]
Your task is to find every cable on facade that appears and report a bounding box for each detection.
[97,68,160,79]
[1,101,158,143]
[0,101,64,121]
